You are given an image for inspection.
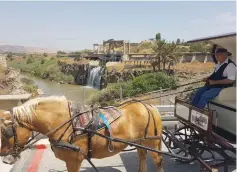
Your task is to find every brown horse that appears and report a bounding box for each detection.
[0,96,164,172]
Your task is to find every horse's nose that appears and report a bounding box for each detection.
[2,155,17,165]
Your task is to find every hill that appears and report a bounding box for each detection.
[0,44,57,54]
[0,45,26,53]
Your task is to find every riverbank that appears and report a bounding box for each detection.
[8,56,75,84]
[0,66,38,95]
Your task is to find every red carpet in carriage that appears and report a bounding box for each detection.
[71,106,122,135]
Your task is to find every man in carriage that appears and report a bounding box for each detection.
[191,47,236,109]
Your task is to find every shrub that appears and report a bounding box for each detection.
[6,53,13,61]
[23,84,38,95]
[21,77,38,95]
[41,59,45,64]
[26,57,35,64]
[43,53,48,57]
[89,72,176,104]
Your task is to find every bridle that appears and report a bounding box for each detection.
[0,110,37,158]
[1,120,21,157]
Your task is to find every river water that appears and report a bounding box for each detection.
[20,73,99,103]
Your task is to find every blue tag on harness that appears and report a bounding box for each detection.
[99,114,111,130]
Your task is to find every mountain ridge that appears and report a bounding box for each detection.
[0,44,58,54]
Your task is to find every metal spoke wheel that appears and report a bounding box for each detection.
[162,125,207,164]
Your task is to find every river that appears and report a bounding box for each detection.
[20,73,99,103]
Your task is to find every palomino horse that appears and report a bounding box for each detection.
[0,96,164,172]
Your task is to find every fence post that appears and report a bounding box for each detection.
[82,87,85,104]
[120,86,123,103]
[159,87,162,105]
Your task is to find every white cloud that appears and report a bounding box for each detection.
[190,12,236,34]
[215,12,236,25]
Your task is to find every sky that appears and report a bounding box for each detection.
[0,1,236,51]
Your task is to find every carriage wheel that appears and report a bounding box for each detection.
[162,126,205,163]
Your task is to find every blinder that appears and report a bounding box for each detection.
[1,125,14,139]
[0,109,21,157]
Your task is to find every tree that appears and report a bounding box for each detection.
[176,38,181,45]
[6,53,13,61]
[161,42,179,70]
[151,33,167,71]
[155,33,161,41]
[152,34,183,71]
[43,53,48,57]
[189,42,211,54]
[57,51,67,58]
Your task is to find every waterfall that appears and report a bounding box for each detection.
[87,66,103,89]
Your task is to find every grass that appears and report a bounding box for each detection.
[174,62,214,73]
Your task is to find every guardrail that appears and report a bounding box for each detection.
[152,105,181,129]
[0,94,32,110]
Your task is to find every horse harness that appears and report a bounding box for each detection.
[49,102,116,160]
[0,109,37,157]
[0,100,161,172]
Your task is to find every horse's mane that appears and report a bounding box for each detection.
[12,96,68,123]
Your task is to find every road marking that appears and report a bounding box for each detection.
[27,145,47,172]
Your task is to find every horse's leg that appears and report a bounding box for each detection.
[137,148,148,172]
[148,142,164,172]
[66,160,82,172]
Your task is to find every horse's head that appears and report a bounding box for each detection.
[0,96,72,164]
[0,110,32,164]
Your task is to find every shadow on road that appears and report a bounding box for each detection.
[119,151,236,172]
[49,165,124,172]
[119,151,201,172]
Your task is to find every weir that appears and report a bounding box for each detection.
[87,66,103,89]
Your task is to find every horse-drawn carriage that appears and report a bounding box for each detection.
[162,32,236,172]
[0,32,236,172]
[163,97,236,172]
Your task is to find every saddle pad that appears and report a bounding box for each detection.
[70,102,121,135]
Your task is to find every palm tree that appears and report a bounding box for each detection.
[161,42,181,70]
[151,33,167,71]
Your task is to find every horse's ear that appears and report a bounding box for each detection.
[3,120,14,126]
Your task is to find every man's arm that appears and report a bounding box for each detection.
[209,63,236,85]
[209,79,234,85]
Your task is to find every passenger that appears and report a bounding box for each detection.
[191,48,236,109]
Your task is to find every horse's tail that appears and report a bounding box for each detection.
[147,104,163,138]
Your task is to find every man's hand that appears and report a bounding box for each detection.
[202,77,208,82]
[208,80,216,85]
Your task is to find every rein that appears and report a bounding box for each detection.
[0,113,40,157]
[0,99,195,172]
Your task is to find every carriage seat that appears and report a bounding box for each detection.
[208,87,236,137]
[210,87,236,110]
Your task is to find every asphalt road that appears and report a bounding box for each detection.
[0,122,236,172]
[1,141,235,172]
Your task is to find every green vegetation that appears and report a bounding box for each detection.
[150,33,212,72]
[6,53,13,61]
[20,77,38,96]
[8,56,75,84]
[88,72,176,106]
